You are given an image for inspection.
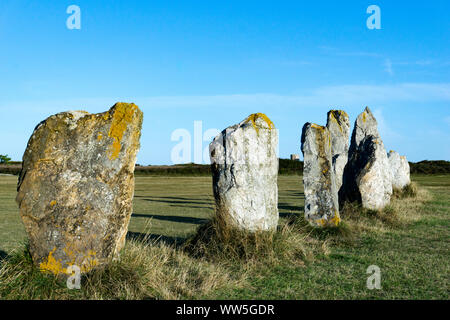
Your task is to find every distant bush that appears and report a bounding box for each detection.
[279,158,303,175]
[134,164,211,176]
[409,160,450,174]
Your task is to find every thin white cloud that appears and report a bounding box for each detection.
[1,83,449,112]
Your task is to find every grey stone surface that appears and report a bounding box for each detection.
[388,150,411,189]
[16,103,143,276]
[209,113,279,232]
[326,110,350,192]
[341,107,392,210]
[301,123,340,227]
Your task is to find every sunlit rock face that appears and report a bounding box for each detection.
[301,123,340,227]
[209,113,279,232]
[388,150,411,189]
[16,103,143,276]
[326,110,350,192]
[341,107,392,210]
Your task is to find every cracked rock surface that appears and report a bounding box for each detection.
[16,103,143,276]
[341,107,392,210]
[209,113,279,231]
[301,123,340,227]
[326,110,350,192]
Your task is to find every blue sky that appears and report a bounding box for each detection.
[0,0,449,164]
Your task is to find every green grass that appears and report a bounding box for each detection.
[0,174,448,299]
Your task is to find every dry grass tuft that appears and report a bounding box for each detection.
[338,182,430,234]
[392,182,418,199]
[0,237,244,300]
[184,211,314,268]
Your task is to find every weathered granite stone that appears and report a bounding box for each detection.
[388,150,411,189]
[301,123,340,227]
[326,110,350,192]
[341,107,392,210]
[348,107,381,155]
[16,102,143,276]
[209,113,279,232]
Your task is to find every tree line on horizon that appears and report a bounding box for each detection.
[1,156,449,175]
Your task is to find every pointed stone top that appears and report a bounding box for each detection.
[327,109,349,119]
[326,110,350,132]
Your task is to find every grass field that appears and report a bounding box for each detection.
[0,174,448,299]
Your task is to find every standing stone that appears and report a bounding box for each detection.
[209,113,279,232]
[301,123,340,227]
[341,107,392,210]
[326,110,350,192]
[16,102,143,276]
[388,150,411,189]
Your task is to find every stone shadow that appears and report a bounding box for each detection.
[126,231,187,248]
[278,203,304,218]
[141,197,213,206]
[0,250,9,267]
[132,213,209,225]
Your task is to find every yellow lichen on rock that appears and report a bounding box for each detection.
[330,213,341,226]
[311,123,325,130]
[39,247,66,275]
[39,246,100,276]
[329,111,343,133]
[245,113,274,134]
[315,218,326,226]
[107,103,138,160]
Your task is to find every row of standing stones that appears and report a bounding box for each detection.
[15,103,409,277]
[301,107,411,227]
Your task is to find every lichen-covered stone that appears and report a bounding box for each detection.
[388,150,411,189]
[301,123,340,227]
[341,107,392,210]
[209,113,279,231]
[326,110,350,192]
[16,103,143,276]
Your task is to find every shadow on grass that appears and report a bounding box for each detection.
[0,250,8,267]
[126,231,188,248]
[142,197,213,206]
[132,213,210,225]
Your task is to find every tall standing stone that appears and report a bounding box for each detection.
[301,123,340,227]
[326,110,350,192]
[16,102,143,276]
[341,107,392,210]
[388,150,411,189]
[209,113,279,232]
